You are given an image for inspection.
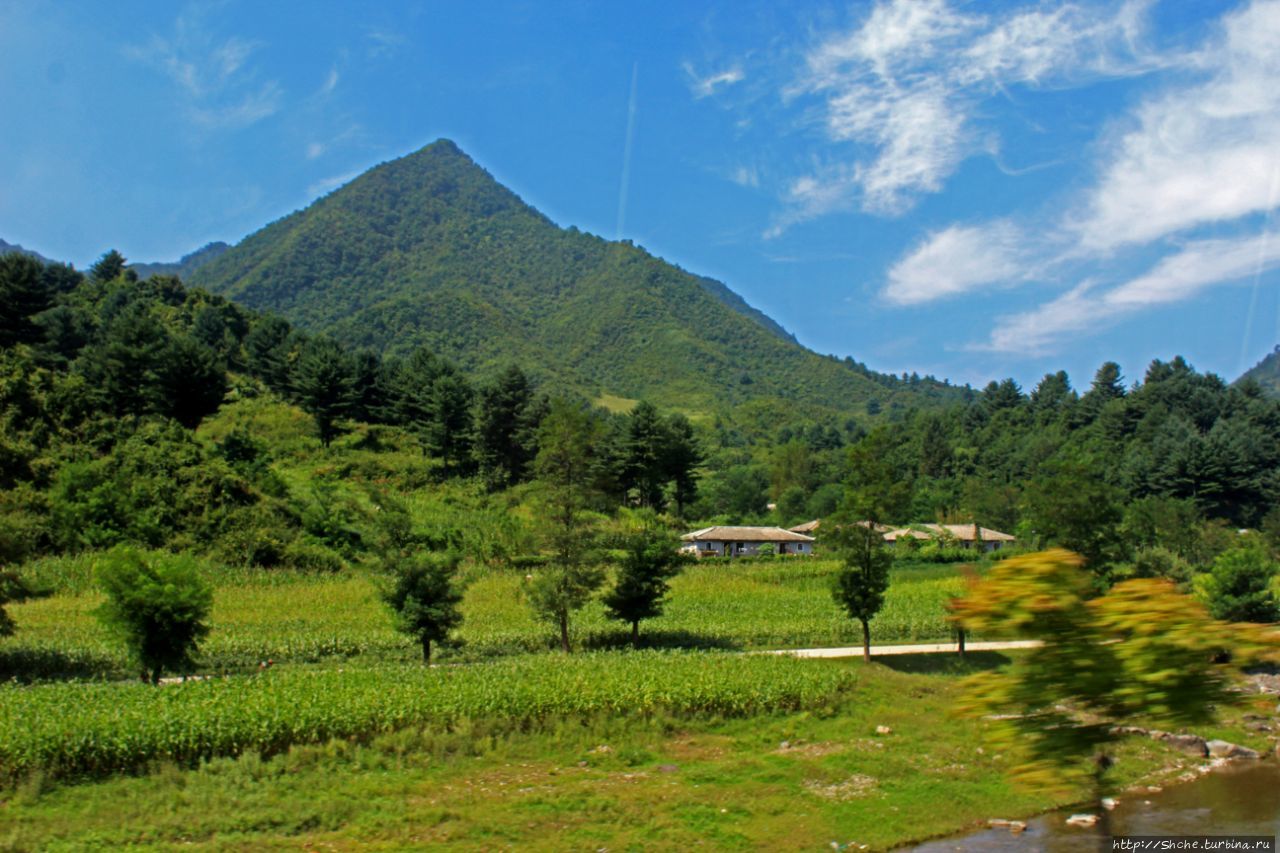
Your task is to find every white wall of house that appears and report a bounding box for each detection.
[686,540,813,557]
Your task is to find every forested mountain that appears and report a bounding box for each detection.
[190,140,962,425]
[131,241,230,281]
[0,239,51,264]
[1238,345,1280,398]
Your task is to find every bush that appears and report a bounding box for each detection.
[95,547,213,684]
[1202,539,1280,623]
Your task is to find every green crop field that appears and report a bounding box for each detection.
[0,556,972,679]
[0,651,857,782]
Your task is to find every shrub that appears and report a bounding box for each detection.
[95,547,213,684]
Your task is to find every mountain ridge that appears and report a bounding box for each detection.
[189,139,963,422]
[1238,345,1280,398]
[131,241,231,280]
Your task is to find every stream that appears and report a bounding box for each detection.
[908,761,1280,851]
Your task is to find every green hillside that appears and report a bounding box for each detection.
[1239,345,1280,398]
[131,241,230,280]
[190,140,961,423]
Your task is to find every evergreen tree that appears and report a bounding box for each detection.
[602,517,686,646]
[425,364,475,474]
[350,349,393,424]
[474,364,542,489]
[293,338,356,447]
[381,551,464,663]
[528,400,606,653]
[243,315,294,392]
[89,249,127,283]
[79,304,169,419]
[918,415,952,478]
[157,335,227,428]
[0,254,52,348]
[622,401,667,508]
[662,412,702,517]
[393,347,474,470]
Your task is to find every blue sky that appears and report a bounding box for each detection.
[2,0,1279,391]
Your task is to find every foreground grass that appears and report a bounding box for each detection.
[4,654,1265,852]
[1,559,969,679]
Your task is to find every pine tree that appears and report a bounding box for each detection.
[475,364,542,489]
[89,249,127,283]
[662,413,702,517]
[602,517,685,646]
[0,254,52,348]
[157,335,228,428]
[381,552,464,663]
[293,338,356,447]
[528,400,605,653]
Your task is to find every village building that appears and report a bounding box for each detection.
[788,519,890,536]
[680,526,816,557]
[881,523,1015,552]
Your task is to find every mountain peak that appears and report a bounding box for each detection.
[190,144,960,420]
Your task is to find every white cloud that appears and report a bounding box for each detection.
[777,0,1158,227]
[684,63,745,99]
[306,141,326,160]
[885,221,1025,305]
[981,231,1280,354]
[308,168,363,198]
[730,165,759,188]
[125,11,281,131]
[320,67,339,96]
[1074,0,1280,249]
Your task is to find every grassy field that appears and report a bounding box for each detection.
[0,557,971,679]
[3,653,1270,851]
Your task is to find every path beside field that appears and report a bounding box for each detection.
[761,639,1043,659]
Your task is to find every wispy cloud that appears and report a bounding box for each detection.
[884,221,1027,305]
[308,168,363,198]
[1072,0,1280,250]
[683,63,745,98]
[981,232,1280,354]
[774,0,1160,229]
[125,10,281,131]
[730,165,759,188]
[872,1,1280,358]
[319,67,340,96]
[365,27,407,60]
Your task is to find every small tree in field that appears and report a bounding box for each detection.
[603,517,687,647]
[529,400,606,653]
[96,547,212,684]
[830,522,892,662]
[382,551,464,664]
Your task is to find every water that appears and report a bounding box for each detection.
[909,762,1280,851]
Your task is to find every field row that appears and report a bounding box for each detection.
[0,651,859,781]
[0,560,971,677]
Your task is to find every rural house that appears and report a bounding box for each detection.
[680,526,816,557]
[881,523,1015,552]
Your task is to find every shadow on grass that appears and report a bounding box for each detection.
[579,629,742,652]
[875,650,1011,676]
[0,648,120,683]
